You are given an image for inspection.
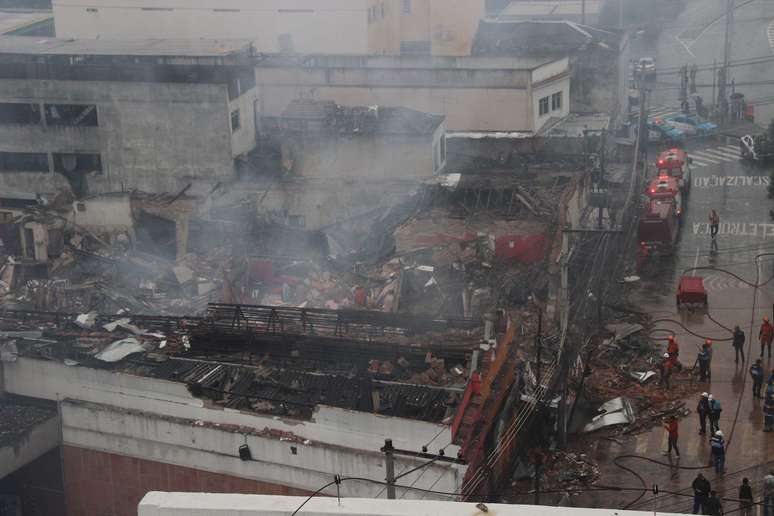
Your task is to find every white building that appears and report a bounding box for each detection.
[138,493,687,516]
[51,0,370,55]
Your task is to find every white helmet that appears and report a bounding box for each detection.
[701,392,709,397]
[708,394,714,400]
[715,430,724,437]
[663,352,670,358]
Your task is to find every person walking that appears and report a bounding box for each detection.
[764,471,774,516]
[692,473,711,514]
[751,359,765,398]
[697,392,710,435]
[709,395,722,434]
[733,325,746,364]
[699,347,711,382]
[667,335,680,359]
[659,352,673,389]
[761,316,774,358]
[739,478,754,516]
[765,395,774,432]
[710,430,726,474]
[665,415,680,458]
[709,210,720,240]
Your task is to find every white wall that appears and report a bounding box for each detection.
[52,0,369,55]
[138,493,687,516]
[3,358,463,497]
[62,400,462,499]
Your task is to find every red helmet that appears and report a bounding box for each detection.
[705,339,713,345]
[667,335,674,341]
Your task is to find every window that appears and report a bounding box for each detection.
[86,7,98,12]
[45,104,98,126]
[53,153,102,175]
[402,0,411,14]
[380,2,385,17]
[231,109,241,131]
[0,211,13,223]
[0,103,40,124]
[539,96,550,116]
[551,91,563,111]
[0,152,49,172]
[288,215,305,228]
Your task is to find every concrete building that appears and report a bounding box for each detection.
[51,0,370,55]
[0,36,258,197]
[472,20,628,121]
[255,54,570,133]
[138,493,686,516]
[367,0,485,56]
[0,308,475,515]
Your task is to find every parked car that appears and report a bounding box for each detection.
[667,114,717,135]
[648,118,685,142]
[635,57,656,78]
[661,118,698,137]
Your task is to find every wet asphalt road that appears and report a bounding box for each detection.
[634,0,774,125]
[581,136,774,512]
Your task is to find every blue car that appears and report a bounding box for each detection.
[647,119,685,142]
[667,114,717,135]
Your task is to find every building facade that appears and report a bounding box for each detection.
[254,54,570,133]
[52,0,370,55]
[0,37,258,197]
[367,0,485,56]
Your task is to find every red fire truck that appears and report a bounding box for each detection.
[655,148,692,195]
[638,199,680,257]
[646,175,682,217]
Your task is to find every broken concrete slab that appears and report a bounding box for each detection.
[94,337,145,362]
[173,265,194,284]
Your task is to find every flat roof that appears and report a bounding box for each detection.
[138,493,687,515]
[0,36,254,57]
[500,0,602,17]
[0,9,52,36]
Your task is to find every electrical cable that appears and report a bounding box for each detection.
[608,252,774,509]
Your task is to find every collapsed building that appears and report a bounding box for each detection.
[0,29,622,516]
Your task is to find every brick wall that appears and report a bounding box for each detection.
[62,446,312,516]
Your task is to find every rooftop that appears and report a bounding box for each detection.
[499,0,603,18]
[138,493,686,515]
[0,394,56,448]
[279,100,445,136]
[0,36,254,58]
[540,113,611,137]
[1,306,480,423]
[473,19,621,57]
[0,9,52,36]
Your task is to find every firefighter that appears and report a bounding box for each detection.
[697,392,710,435]
[667,335,679,358]
[710,431,726,474]
[733,325,746,364]
[698,344,711,381]
[659,352,673,389]
[709,395,722,434]
[760,316,774,358]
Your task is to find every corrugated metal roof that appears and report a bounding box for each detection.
[0,35,253,57]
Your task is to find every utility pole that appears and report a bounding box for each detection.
[383,439,397,499]
[581,0,586,25]
[679,65,689,113]
[618,0,624,28]
[719,0,734,127]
